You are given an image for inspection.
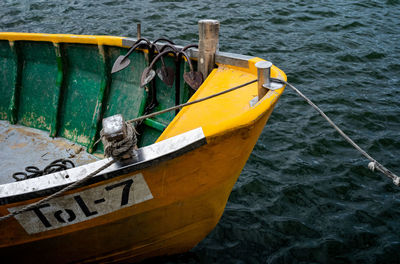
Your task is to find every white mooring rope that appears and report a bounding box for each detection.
[271,78,400,187]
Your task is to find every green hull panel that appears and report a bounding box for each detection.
[0,40,17,121]
[18,42,58,131]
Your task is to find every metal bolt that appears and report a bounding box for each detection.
[102,114,127,142]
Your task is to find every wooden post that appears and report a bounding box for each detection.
[198,19,219,79]
[137,23,141,40]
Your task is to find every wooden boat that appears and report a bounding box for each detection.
[0,20,286,263]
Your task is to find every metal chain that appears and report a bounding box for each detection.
[271,78,400,186]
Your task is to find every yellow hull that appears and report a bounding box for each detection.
[1,109,275,263]
[0,33,286,263]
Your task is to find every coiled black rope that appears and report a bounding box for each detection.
[12,159,75,181]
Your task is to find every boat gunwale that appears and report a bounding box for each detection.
[0,33,254,69]
[0,127,206,205]
[122,38,254,69]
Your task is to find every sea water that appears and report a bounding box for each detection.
[1,0,399,263]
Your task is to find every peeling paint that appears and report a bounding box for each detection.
[0,120,98,184]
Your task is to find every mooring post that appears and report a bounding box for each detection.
[102,114,137,159]
[198,19,220,79]
[255,61,273,99]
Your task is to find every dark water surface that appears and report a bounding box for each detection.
[1,0,400,263]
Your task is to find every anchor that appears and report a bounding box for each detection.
[139,43,203,91]
[112,35,203,91]
[112,38,176,87]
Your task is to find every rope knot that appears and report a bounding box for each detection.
[368,161,377,172]
[393,177,400,186]
[100,115,137,159]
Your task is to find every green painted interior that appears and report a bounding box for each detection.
[96,46,148,152]
[0,40,16,121]
[17,42,59,131]
[0,40,194,153]
[49,44,65,137]
[57,43,104,146]
[139,56,193,146]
